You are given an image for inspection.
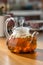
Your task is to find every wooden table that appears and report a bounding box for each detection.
[0,33,43,65]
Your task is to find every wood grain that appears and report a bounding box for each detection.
[0,33,43,65]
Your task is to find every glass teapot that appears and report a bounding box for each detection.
[7,17,38,53]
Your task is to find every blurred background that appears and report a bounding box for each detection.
[0,0,43,18]
[0,0,43,37]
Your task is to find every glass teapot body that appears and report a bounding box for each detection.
[7,26,37,53]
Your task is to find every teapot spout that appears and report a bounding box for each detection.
[30,31,39,44]
[32,31,39,38]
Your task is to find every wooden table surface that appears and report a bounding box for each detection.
[0,33,43,65]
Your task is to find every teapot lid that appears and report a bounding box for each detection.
[11,27,31,38]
